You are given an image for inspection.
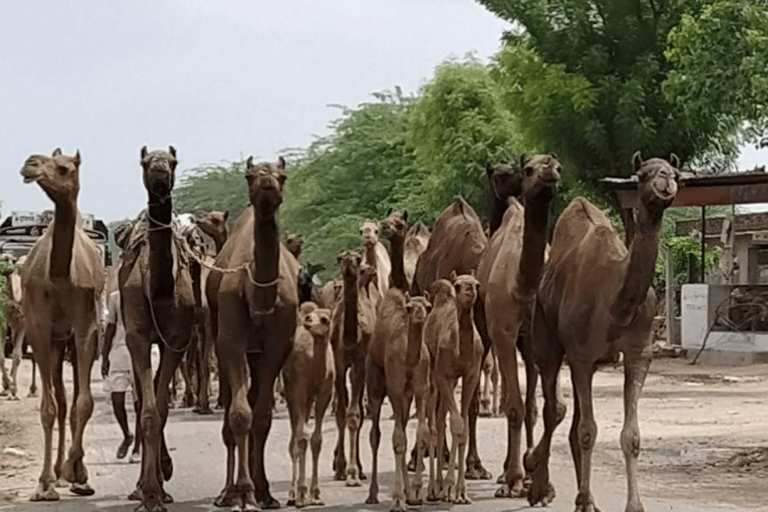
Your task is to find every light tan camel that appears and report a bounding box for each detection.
[330,249,376,485]
[361,219,391,299]
[525,154,679,512]
[404,221,430,287]
[197,210,230,254]
[118,146,196,511]
[476,154,561,497]
[206,156,299,510]
[479,347,499,418]
[285,233,304,260]
[426,272,483,504]
[19,148,105,501]
[1,255,31,400]
[284,303,335,508]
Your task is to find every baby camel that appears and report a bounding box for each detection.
[284,303,335,508]
[425,272,483,504]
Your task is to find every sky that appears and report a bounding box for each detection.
[1,1,766,224]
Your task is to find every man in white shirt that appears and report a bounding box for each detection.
[101,289,140,462]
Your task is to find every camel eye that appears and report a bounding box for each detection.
[320,317,329,325]
[58,165,68,175]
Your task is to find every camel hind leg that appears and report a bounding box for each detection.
[569,362,598,512]
[622,349,651,512]
[364,359,385,505]
[50,340,68,487]
[332,364,348,480]
[8,327,25,400]
[309,377,333,506]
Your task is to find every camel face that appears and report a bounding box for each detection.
[635,155,679,212]
[303,308,331,338]
[246,156,286,217]
[487,163,523,203]
[383,210,408,241]
[521,154,561,200]
[20,148,81,203]
[360,219,380,248]
[452,272,479,310]
[337,250,362,279]
[196,210,228,235]
[140,145,177,199]
[285,233,304,257]
[406,295,431,324]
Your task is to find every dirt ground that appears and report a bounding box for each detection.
[2,355,768,509]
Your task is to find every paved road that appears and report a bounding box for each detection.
[3,383,766,512]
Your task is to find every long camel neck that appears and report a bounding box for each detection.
[148,197,174,300]
[457,304,475,351]
[488,194,508,237]
[342,271,359,349]
[49,200,77,279]
[364,245,377,268]
[251,214,280,309]
[405,320,425,368]
[213,229,228,253]
[388,235,407,291]
[610,205,664,325]
[516,195,551,299]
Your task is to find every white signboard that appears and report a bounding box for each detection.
[12,211,40,227]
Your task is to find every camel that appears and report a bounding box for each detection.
[1,255,31,400]
[476,154,561,498]
[329,249,376,485]
[404,222,430,287]
[284,303,334,508]
[206,156,299,510]
[197,210,230,253]
[19,148,105,501]
[118,145,196,511]
[366,289,431,510]
[285,233,304,260]
[479,347,499,418]
[361,219,391,299]
[424,272,483,504]
[525,154,679,512]
[317,277,341,309]
[382,209,409,291]
[298,263,325,305]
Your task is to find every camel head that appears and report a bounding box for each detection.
[302,307,332,340]
[140,145,178,201]
[383,209,409,242]
[486,162,523,204]
[633,152,680,215]
[337,250,362,280]
[405,292,431,325]
[450,270,479,310]
[360,219,380,248]
[20,148,81,204]
[519,154,561,202]
[196,209,229,239]
[285,233,304,259]
[246,156,286,218]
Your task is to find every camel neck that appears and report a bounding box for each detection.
[406,320,425,368]
[610,205,663,325]
[488,194,508,237]
[389,235,407,291]
[213,230,228,253]
[517,195,551,299]
[49,200,77,279]
[457,304,475,351]
[148,197,174,300]
[364,245,377,268]
[251,214,280,308]
[342,271,359,349]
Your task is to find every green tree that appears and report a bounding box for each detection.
[480,0,768,196]
[173,160,250,220]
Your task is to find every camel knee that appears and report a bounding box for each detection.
[392,428,407,455]
[310,429,322,454]
[577,420,597,452]
[40,395,57,429]
[620,426,641,458]
[140,409,162,438]
[346,407,361,432]
[505,399,525,430]
[74,393,94,423]
[229,406,251,437]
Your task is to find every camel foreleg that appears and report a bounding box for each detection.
[622,353,651,512]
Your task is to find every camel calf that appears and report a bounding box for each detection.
[284,303,335,508]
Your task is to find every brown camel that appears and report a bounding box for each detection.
[479,347,499,418]
[330,249,376,485]
[525,154,679,512]
[361,219,391,299]
[285,233,304,260]
[317,277,341,309]
[206,156,299,510]
[19,148,105,501]
[284,303,335,508]
[476,154,560,497]
[366,289,431,510]
[381,209,409,291]
[404,221,430,287]
[424,272,483,504]
[1,255,30,400]
[118,145,196,511]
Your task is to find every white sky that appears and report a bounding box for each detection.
[1,1,766,223]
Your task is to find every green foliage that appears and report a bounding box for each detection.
[174,160,250,220]
[0,259,17,341]
[480,0,768,193]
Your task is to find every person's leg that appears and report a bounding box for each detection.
[110,372,134,459]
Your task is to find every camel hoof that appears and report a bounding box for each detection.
[197,406,214,415]
[128,488,142,501]
[259,494,280,509]
[309,497,324,507]
[162,491,174,504]
[494,483,525,499]
[365,495,379,505]
[161,457,173,481]
[53,477,70,488]
[70,483,95,496]
[30,485,59,502]
[345,477,361,488]
[213,490,235,508]
[28,389,38,397]
[464,462,492,480]
[8,393,20,401]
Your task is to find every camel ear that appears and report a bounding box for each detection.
[223,210,229,221]
[403,210,408,223]
[278,156,286,169]
[169,145,177,158]
[486,163,494,177]
[386,207,393,217]
[404,291,410,302]
[632,151,643,172]
[450,270,457,282]
[73,150,81,166]
[141,146,148,161]
[52,147,62,157]
[246,156,254,169]
[469,269,476,278]
[336,253,343,264]
[520,154,527,169]
[669,153,680,169]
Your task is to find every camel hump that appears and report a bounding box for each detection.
[549,197,614,263]
[448,196,481,224]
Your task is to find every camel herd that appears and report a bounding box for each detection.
[3,145,681,512]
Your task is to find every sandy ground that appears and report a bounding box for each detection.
[2,355,768,511]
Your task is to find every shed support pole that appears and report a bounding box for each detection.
[701,206,706,283]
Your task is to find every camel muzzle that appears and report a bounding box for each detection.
[20,167,42,184]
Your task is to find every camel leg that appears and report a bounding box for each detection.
[365,360,385,505]
[310,381,332,506]
[437,376,460,503]
[426,378,439,502]
[390,393,411,512]
[332,364,348,480]
[345,359,365,487]
[8,328,24,400]
[491,351,500,417]
[196,315,214,414]
[466,300,492,480]
[522,338,538,451]
[480,353,492,416]
[570,362,598,512]
[455,371,479,505]
[287,398,308,508]
[155,347,184,487]
[622,353,651,512]
[410,386,428,505]
[213,375,236,507]
[29,350,38,397]
[0,322,9,393]
[48,342,67,486]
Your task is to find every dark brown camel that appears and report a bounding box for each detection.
[118,146,196,511]
[526,154,679,512]
[330,249,376,486]
[206,156,299,510]
[20,148,105,501]
[476,155,560,497]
